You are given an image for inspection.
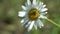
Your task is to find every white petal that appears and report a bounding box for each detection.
[18,11,26,17]
[33,0,37,5]
[28,21,35,31]
[41,8,48,12]
[21,17,29,25]
[43,5,46,8]
[25,20,31,28]
[40,12,47,15]
[22,5,27,10]
[38,2,43,11]
[21,19,24,23]
[27,0,31,5]
[21,17,28,23]
[39,15,47,19]
[34,23,37,30]
[39,2,43,6]
[36,19,44,28]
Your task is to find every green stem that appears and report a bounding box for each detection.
[46,18,60,28]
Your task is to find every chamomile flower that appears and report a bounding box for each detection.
[18,0,48,31]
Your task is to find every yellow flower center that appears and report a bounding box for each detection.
[28,8,40,20]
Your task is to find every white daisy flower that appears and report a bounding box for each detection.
[18,0,48,31]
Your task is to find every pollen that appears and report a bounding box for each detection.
[28,8,40,20]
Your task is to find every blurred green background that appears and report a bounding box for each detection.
[0,0,60,34]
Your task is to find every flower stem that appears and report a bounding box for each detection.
[46,18,60,28]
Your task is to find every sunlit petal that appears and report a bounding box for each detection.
[21,17,29,25]
[22,5,27,10]
[36,19,44,28]
[33,0,37,5]
[28,21,35,31]
[41,8,48,12]
[27,0,31,5]
[18,11,26,17]
[25,20,31,28]
[34,23,37,30]
[43,5,46,8]
[39,15,47,19]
